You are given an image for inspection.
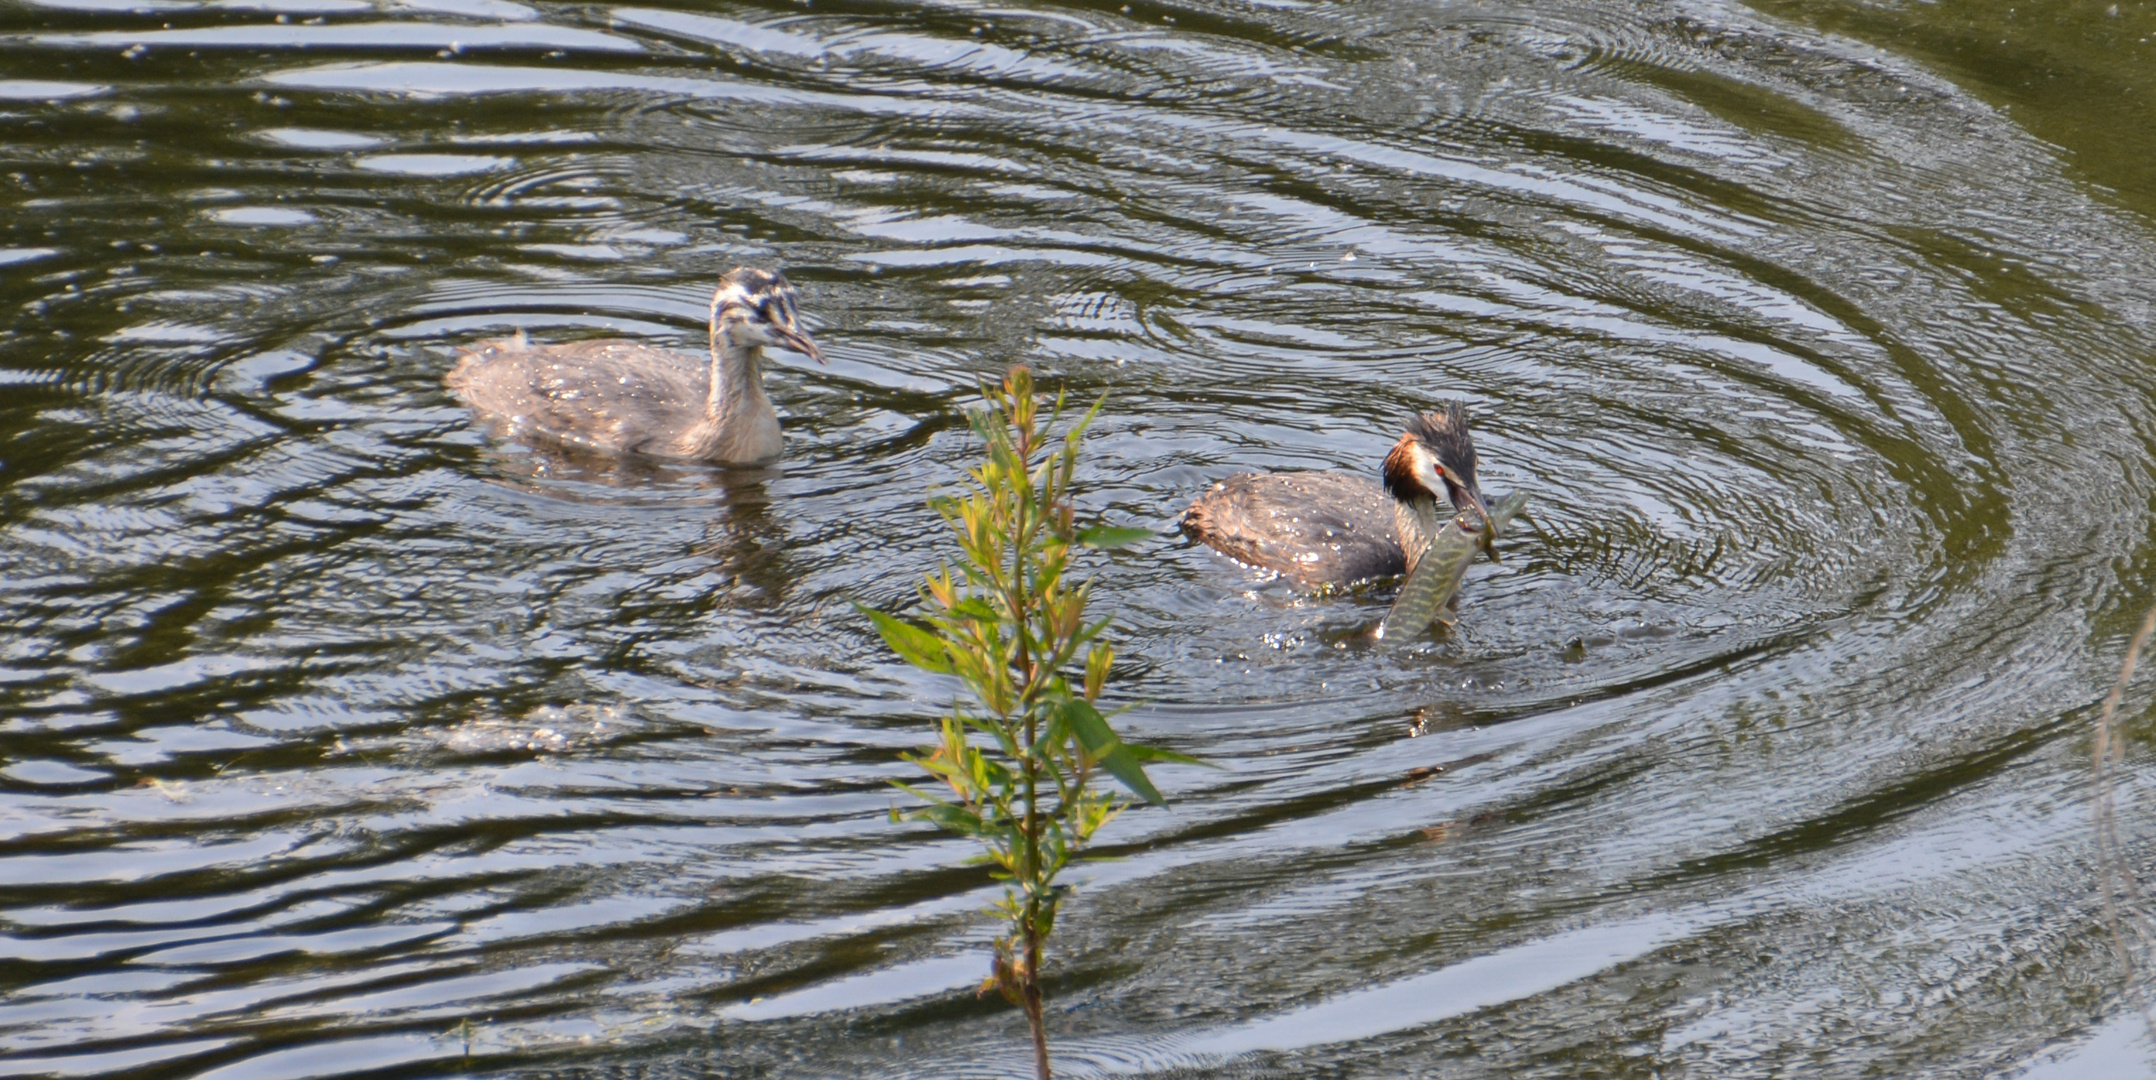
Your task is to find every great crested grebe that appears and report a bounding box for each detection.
[1181,402,1493,588]
[446,267,823,466]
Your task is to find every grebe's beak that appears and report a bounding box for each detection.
[1448,479,1498,563]
[773,322,825,364]
[1460,484,1492,534]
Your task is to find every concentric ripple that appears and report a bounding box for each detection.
[4,0,2156,1077]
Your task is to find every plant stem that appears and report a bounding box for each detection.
[869,365,1175,1079]
[2095,600,2156,1046]
[1024,926,1049,1080]
[1008,396,1052,1080]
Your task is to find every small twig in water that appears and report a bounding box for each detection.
[2094,601,2156,1043]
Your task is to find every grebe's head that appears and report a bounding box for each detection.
[711,267,824,363]
[1382,400,1491,530]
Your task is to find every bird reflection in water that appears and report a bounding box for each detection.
[461,442,797,609]
[688,472,792,609]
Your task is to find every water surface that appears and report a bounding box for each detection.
[6,0,2156,1076]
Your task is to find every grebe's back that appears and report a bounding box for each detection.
[1181,472,1404,587]
[1181,402,1491,588]
[446,267,821,466]
[447,335,735,458]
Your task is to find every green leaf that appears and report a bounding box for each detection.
[1123,743,1214,768]
[1084,642,1112,701]
[855,603,954,675]
[948,596,1000,623]
[1061,699,1167,807]
[1076,525,1150,550]
[915,802,988,837]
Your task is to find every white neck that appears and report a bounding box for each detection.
[706,324,769,418]
[673,314,782,464]
[1394,494,1442,573]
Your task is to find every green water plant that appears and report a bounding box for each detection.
[861,364,1183,1080]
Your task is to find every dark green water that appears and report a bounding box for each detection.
[5,0,2156,1076]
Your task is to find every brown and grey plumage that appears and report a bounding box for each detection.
[1181,401,1492,588]
[446,267,823,466]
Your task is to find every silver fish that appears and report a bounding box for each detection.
[1376,490,1529,641]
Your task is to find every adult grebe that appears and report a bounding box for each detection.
[446,267,823,466]
[1181,402,1493,588]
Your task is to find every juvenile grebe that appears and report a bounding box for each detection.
[446,267,823,466]
[1181,402,1492,588]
